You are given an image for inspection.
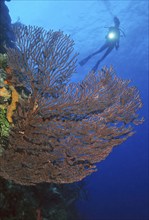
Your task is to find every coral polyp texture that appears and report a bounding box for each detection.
[0,24,143,185]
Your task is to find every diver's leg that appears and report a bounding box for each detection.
[79,54,92,66]
[91,46,114,72]
[91,60,101,72]
[79,44,108,66]
[98,46,114,62]
[91,44,108,56]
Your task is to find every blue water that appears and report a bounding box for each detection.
[7,1,149,219]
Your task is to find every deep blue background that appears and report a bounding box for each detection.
[7,1,149,219]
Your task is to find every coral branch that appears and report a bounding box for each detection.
[0,25,144,185]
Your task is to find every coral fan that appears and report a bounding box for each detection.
[0,24,143,185]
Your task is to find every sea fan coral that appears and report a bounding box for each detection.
[0,24,144,185]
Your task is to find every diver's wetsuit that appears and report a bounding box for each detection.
[79,19,120,72]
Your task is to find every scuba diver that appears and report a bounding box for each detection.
[79,16,124,72]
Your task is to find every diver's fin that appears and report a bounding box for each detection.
[79,55,92,66]
[91,60,101,72]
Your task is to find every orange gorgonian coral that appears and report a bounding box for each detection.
[0,24,144,185]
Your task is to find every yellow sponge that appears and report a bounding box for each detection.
[7,85,19,123]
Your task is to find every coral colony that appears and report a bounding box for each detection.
[0,24,144,186]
